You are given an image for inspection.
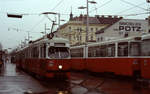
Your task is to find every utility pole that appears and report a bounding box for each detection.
[78,0,97,58]
[86,0,89,43]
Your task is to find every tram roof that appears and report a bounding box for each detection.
[88,36,141,47]
[31,37,69,45]
[71,45,85,49]
[71,36,141,49]
[15,37,69,53]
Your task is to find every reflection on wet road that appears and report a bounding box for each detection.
[70,73,150,94]
[0,62,48,94]
[0,62,150,94]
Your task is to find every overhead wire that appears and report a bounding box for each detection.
[120,0,147,11]
[123,12,149,17]
[88,0,148,17]
[51,0,65,10]
[118,0,150,17]
[117,2,147,14]
[89,0,113,13]
[29,16,46,32]
[1,0,148,28]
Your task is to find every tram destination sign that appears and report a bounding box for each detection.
[113,19,148,32]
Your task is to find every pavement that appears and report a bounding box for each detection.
[70,72,150,94]
[0,62,48,94]
[0,61,150,94]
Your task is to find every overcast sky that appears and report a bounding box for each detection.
[0,0,149,51]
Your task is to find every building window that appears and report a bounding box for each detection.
[77,35,79,41]
[69,35,71,40]
[101,37,103,41]
[80,28,82,32]
[91,28,93,32]
[77,27,80,31]
[69,27,71,31]
[80,35,82,41]
[91,35,93,40]
[96,28,98,31]
[97,38,99,41]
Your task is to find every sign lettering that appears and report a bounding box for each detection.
[119,26,142,32]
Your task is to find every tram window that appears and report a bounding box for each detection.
[59,47,70,58]
[40,44,46,58]
[28,48,31,58]
[88,47,93,57]
[88,46,100,57]
[141,39,150,56]
[25,49,28,58]
[71,48,83,57]
[40,46,43,58]
[118,42,128,56]
[48,47,57,58]
[44,44,46,58]
[130,42,140,56]
[28,47,31,58]
[100,45,107,57]
[96,46,101,56]
[48,47,70,58]
[106,44,115,57]
[32,47,39,58]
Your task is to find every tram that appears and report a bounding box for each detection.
[0,50,4,69]
[70,35,150,79]
[14,36,71,79]
[0,51,3,69]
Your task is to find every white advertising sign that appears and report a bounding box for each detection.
[113,19,148,32]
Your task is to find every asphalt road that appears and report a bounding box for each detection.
[0,62,150,94]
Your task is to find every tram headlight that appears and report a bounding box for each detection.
[58,65,63,69]
[49,61,54,67]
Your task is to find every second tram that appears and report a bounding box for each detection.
[71,35,150,79]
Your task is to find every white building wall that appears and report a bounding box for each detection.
[96,19,149,42]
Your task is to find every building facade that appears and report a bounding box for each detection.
[55,13,122,46]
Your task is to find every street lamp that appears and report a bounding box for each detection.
[7,13,22,18]
[147,0,150,3]
[78,0,97,58]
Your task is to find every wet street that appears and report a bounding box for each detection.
[0,62,150,94]
[0,62,48,94]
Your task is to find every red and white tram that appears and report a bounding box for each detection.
[140,34,150,79]
[14,37,71,79]
[70,35,150,79]
[0,50,4,69]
